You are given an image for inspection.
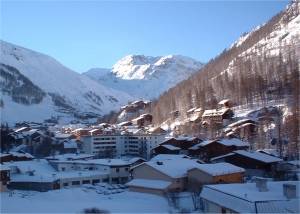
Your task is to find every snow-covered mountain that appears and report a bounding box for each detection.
[84,55,203,99]
[0,40,133,125]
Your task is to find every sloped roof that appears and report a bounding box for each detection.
[126,179,171,190]
[234,150,283,163]
[190,162,245,176]
[200,181,299,213]
[146,156,201,178]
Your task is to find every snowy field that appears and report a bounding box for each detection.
[0,185,171,213]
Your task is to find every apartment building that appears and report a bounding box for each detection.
[80,133,166,160]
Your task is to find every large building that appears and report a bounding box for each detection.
[80,133,166,160]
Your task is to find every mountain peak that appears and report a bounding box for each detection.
[111,54,202,80]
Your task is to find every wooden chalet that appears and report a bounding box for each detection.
[211,150,283,177]
[202,108,234,124]
[188,138,249,161]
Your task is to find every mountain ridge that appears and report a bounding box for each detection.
[84,54,203,99]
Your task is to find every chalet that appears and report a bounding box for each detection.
[187,163,245,192]
[0,152,34,163]
[218,99,232,108]
[88,129,103,136]
[188,138,249,161]
[72,128,91,137]
[226,119,257,140]
[155,136,202,156]
[0,165,10,192]
[131,114,153,128]
[54,133,76,143]
[211,150,283,177]
[118,121,133,127]
[202,108,234,125]
[148,127,167,135]
[121,100,151,113]
[153,144,181,155]
[200,180,299,213]
[186,107,197,117]
[62,139,79,154]
[127,154,202,195]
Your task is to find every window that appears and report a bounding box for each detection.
[82,180,90,184]
[125,168,129,171]
[63,183,69,187]
[116,168,120,172]
[61,167,65,171]
[92,179,100,184]
[103,178,109,182]
[72,181,80,185]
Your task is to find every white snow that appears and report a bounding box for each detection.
[1,187,170,213]
[191,163,245,176]
[161,144,181,151]
[234,150,283,163]
[200,181,300,213]
[84,54,203,99]
[0,40,133,125]
[147,155,202,178]
[127,179,171,190]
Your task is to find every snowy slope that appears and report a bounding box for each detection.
[84,54,203,99]
[0,40,133,125]
[226,0,300,75]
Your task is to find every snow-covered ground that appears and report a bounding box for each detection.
[1,186,170,213]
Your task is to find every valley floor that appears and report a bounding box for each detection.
[0,186,171,213]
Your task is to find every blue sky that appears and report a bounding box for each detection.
[1,0,288,73]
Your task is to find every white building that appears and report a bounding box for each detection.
[80,133,166,160]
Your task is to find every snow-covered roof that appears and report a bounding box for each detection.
[288,160,300,167]
[210,153,235,162]
[218,99,230,105]
[14,127,29,133]
[200,181,299,213]
[54,133,74,139]
[151,154,190,162]
[3,159,108,182]
[0,164,10,171]
[147,155,201,178]
[127,179,171,190]
[228,118,256,128]
[202,108,230,117]
[219,138,249,147]
[190,163,245,176]
[234,150,283,163]
[118,121,132,126]
[45,153,95,161]
[0,153,11,158]
[50,158,136,167]
[200,138,249,147]
[186,107,196,113]
[160,144,181,151]
[9,152,34,159]
[256,148,280,157]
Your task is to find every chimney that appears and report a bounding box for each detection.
[254,177,268,192]
[283,183,297,199]
[156,161,163,165]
